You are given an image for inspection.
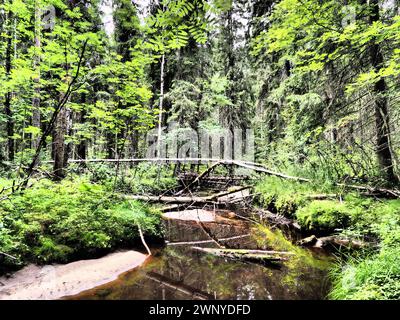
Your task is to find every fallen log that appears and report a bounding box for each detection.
[48,157,400,198]
[124,186,251,205]
[166,234,251,246]
[126,194,208,204]
[192,247,293,263]
[255,209,301,231]
[298,235,370,249]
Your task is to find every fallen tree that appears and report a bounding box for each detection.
[192,247,293,264]
[298,235,371,250]
[47,157,400,198]
[124,186,251,205]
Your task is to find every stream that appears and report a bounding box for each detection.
[67,209,333,300]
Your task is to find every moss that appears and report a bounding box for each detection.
[296,200,357,234]
[0,178,162,271]
[255,176,310,217]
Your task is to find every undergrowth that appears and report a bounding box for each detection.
[255,175,400,300]
[0,178,162,274]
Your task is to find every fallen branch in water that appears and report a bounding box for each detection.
[166,234,251,246]
[298,235,371,250]
[124,186,251,205]
[145,272,213,300]
[192,247,293,263]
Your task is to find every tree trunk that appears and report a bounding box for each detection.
[53,104,68,180]
[368,0,398,184]
[157,53,165,158]
[77,109,87,160]
[4,18,14,161]
[32,1,41,150]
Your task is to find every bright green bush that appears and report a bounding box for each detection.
[296,200,356,233]
[255,176,311,217]
[0,178,162,272]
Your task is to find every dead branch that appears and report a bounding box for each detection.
[166,234,251,246]
[145,272,213,300]
[192,247,292,263]
[0,251,17,260]
[124,186,251,205]
[176,161,224,195]
[138,224,152,256]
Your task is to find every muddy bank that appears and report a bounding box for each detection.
[0,251,148,300]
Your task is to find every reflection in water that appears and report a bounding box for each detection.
[69,214,332,300]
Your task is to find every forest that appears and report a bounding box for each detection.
[0,0,399,301]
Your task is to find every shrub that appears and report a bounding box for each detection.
[255,176,310,217]
[296,200,355,234]
[0,178,162,271]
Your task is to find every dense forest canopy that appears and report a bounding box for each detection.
[0,0,399,188]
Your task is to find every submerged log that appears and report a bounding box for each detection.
[145,272,213,300]
[191,247,293,263]
[166,234,251,246]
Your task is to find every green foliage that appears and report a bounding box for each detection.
[296,200,356,233]
[329,247,400,300]
[0,178,162,272]
[255,176,333,218]
[86,163,178,194]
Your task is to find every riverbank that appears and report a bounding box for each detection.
[255,176,400,300]
[0,178,162,275]
[0,250,148,300]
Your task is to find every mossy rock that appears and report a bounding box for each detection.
[296,200,354,234]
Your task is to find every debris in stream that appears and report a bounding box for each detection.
[145,271,214,300]
[191,247,294,266]
[298,235,370,250]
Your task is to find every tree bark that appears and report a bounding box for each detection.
[4,15,14,161]
[76,109,87,160]
[157,53,165,158]
[368,0,398,184]
[53,103,68,180]
[32,0,41,150]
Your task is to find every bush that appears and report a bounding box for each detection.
[86,163,178,195]
[296,200,356,234]
[255,176,311,218]
[0,178,162,272]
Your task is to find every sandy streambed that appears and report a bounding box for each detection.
[0,250,148,300]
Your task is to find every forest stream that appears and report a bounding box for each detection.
[65,208,333,300]
[0,187,333,300]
